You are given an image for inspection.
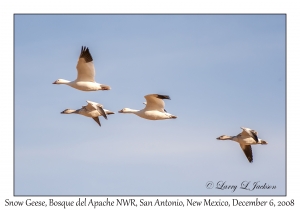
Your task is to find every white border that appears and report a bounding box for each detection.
[1,0,298,209]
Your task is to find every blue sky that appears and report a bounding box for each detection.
[14,14,285,195]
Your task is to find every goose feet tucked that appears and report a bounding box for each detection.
[100,84,111,90]
[260,140,268,144]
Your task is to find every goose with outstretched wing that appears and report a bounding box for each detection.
[53,46,111,91]
[61,101,114,126]
[119,94,177,120]
[216,127,268,163]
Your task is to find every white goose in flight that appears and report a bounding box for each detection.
[118,94,177,120]
[53,46,111,91]
[216,127,268,163]
[61,100,114,126]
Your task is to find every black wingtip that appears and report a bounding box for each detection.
[156,94,171,100]
[103,112,108,120]
[251,131,259,143]
[247,155,253,163]
[79,46,93,62]
[92,117,101,127]
[99,106,108,120]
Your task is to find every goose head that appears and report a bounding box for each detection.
[61,109,77,114]
[216,135,233,140]
[118,108,130,113]
[53,79,70,84]
[118,108,138,113]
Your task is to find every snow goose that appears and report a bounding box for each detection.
[216,127,268,163]
[53,46,111,91]
[61,100,114,126]
[119,94,177,120]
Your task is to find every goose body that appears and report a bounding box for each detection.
[53,46,111,91]
[61,100,114,126]
[216,127,268,163]
[119,94,177,120]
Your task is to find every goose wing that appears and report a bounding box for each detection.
[240,127,259,142]
[92,117,101,126]
[76,46,96,82]
[240,144,253,163]
[96,105,107,120]
[85,101,107,119]
[144,94,170,112]
[143,102,167,112]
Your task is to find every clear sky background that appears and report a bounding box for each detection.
[14,14,285,196]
